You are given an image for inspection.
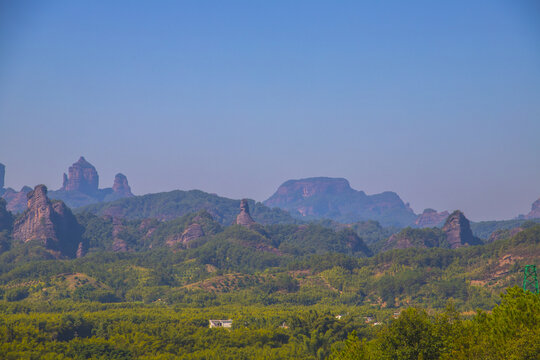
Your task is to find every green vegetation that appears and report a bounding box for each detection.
[376,226,449,252]
[0,206,538,358]
[471,218,540,239]
[330,287,540,360]
[78,190,297,225]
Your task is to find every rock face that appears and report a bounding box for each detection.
[61,156,99,194]
[235,199,256,226]
[0,163,33,213]
[525,198,540,219]
[112,173,134,198]
[264,177,417,227]
[415,209,449,228]
[381,211,482,251]
[441,210,482,249]
[181,223,205,244]
[0,158,134,212]
[2,186,32,213]
[167,222,206,248]
[111,217,129,252]
[49,157,134,208]
[76,242,86,258]
[12,185,82,257]
[0,163,5,190]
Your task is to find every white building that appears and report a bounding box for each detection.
[209,319,233,328]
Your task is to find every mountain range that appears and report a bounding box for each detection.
[1,158,540,228]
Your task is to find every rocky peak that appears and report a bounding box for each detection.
[264,177,417,226]
[27,184,49,209]
[268,177,355,203]
[61,156,99,194]
[525,198,540,219]
[112,173,134,197]
[235,199,256,226]
[0,162,5,189]
[441,210,481,248]
[415,208,449,228]
[12,184,82,257]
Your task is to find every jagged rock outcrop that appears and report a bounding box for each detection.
[76,241,86,258]
[111,217,129,252]
[0,163,5,190]
[264,177,417,227]
[381,211,482,251]
[101,173,134,202]
[2,186,32,213]
[0,163,31,213]
[12,185,83,257]
[235,199,256,226]
[50,157,134,208]
[415,209,449,228]
[441,210,482,248]
[525,198,540,219]
[166,222,206,248]
[0,198,13,232]
[112,173,134,198]
[181,223,205,244]
[61,156,99,194]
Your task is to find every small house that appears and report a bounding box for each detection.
[209,319,233,328]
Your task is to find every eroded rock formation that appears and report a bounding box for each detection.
[181,223,205,244]
[0,163,4,190]
[264,177,417,227]
[111,217,129,252]
[112,173,134,198]
[235,199,256,226]
[415,209,449,228]
[441,210,482,248]
[12,185,83,257]
[2,186,32,213]
[61,156,99,194]
[76,242,86,258]
[50,157,135,208]
[525,198,540,219]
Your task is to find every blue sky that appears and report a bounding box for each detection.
[1,0,539,220]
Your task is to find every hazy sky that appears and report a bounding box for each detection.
[1,1,539,221]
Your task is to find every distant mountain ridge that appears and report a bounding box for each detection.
[0,157,134,212]
[79,189,298,226]
[49,157,134,208]
[264,177,417,227]
[414,208,449,228]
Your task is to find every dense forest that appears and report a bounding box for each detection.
[0,200,538,359]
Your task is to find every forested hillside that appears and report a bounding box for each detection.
[79,190,298,225]
[0,190,538,359]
